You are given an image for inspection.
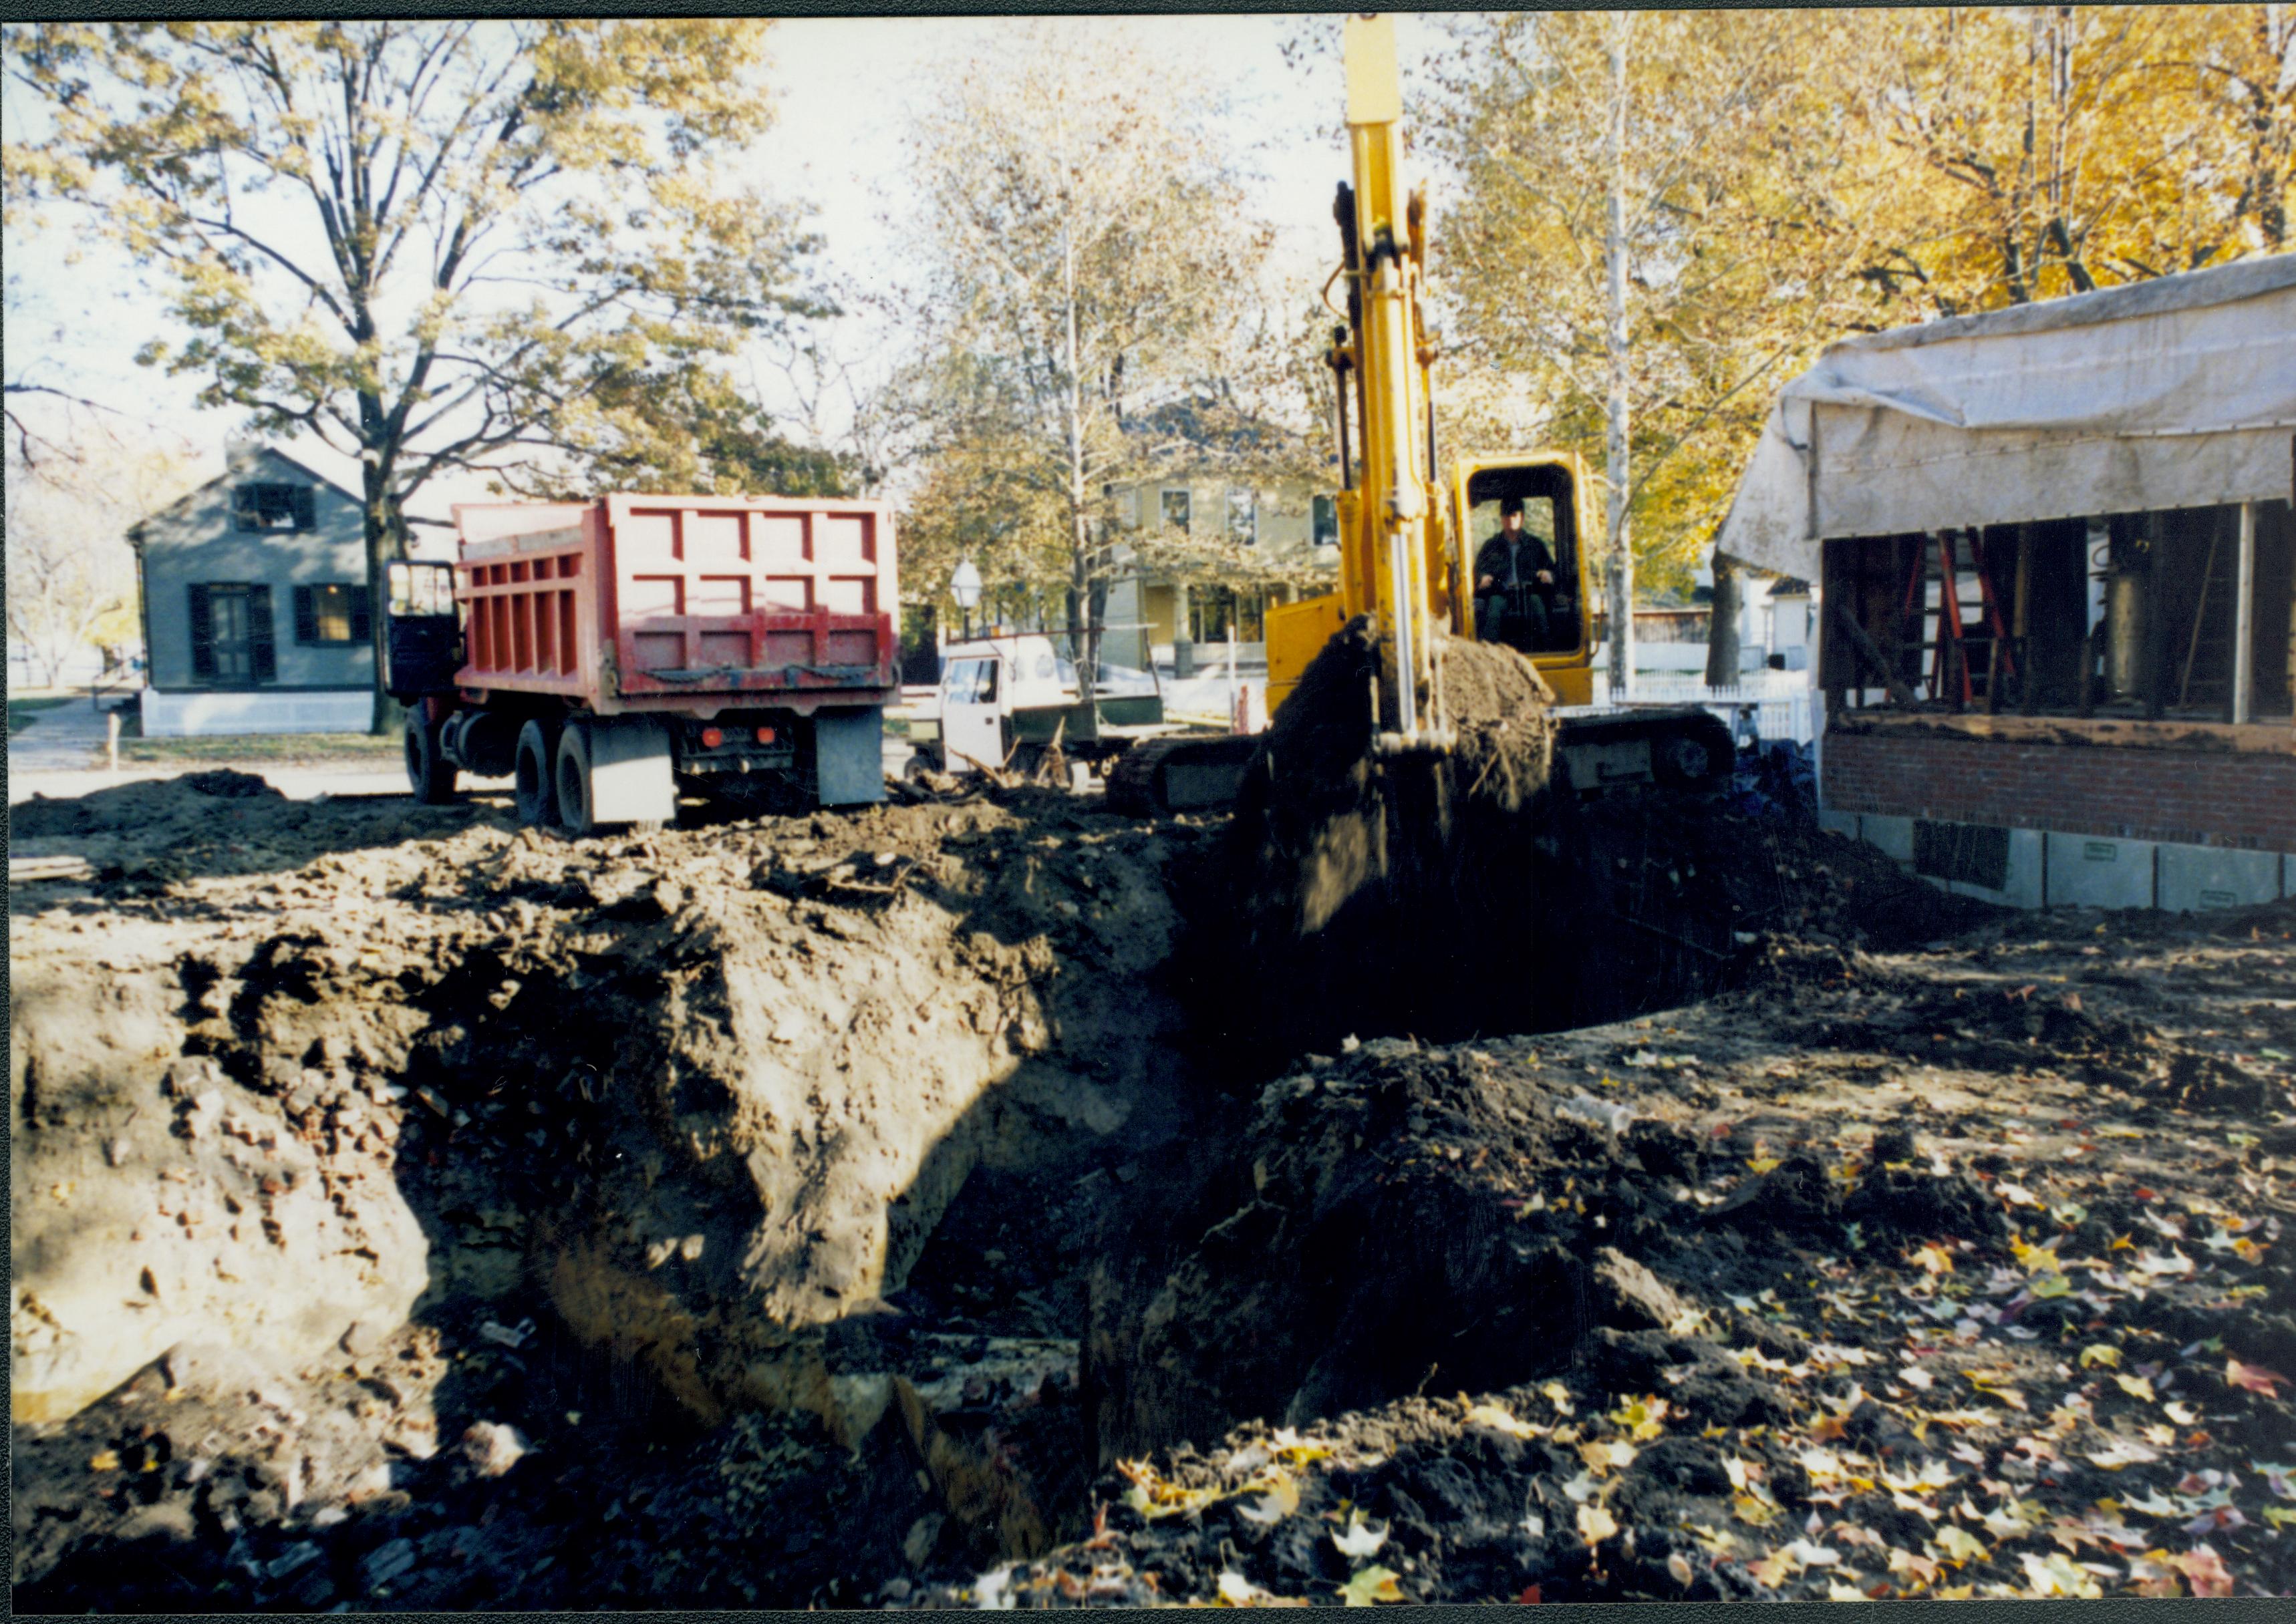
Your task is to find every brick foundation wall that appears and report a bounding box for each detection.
[1823,729,2296,852]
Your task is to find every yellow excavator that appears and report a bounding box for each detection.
[1110,13,1729,813]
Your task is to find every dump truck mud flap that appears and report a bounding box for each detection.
[814,706,887,807]
[559,716,675,833]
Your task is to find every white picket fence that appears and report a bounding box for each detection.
[1564,671,1816,746]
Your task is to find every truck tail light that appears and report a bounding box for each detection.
[700,727,724,748]
[754,726,776,744]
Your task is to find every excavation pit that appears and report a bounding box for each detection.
[13,770,2295,1605]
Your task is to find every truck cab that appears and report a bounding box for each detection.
[906,634,1171,779]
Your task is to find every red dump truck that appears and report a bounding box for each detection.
[384,492,898,832]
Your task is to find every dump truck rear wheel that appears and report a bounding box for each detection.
[514,718,559,828]
[404,716,461,805]
[556,716,676,837]
[555,721,598,837]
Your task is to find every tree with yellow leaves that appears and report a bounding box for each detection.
[899,21,1305,680]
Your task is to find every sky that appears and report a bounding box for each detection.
[2,14,1446,511]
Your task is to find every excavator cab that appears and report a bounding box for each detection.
[1451,454,1599,706]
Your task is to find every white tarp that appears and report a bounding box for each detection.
[1715,254,2296,583]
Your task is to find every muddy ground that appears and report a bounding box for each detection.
[10,767,2296,1606]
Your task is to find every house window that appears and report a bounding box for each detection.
[1227,488,1258,546]
[1161,489,1191,534]
[294,583,371,645]
[233,482,317,533]
[1312,494,1338,548]
[1189,584,1266,644]
[186,583,277,686]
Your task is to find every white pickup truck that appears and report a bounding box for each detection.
[899,635,1178,778]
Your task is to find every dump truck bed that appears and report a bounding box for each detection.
[450,493,899,716]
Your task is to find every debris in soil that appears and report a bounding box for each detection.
[1024,901,2296,1604]
[1206,621,1989,1065]
[1215,620,1563,1064]
[13,764,2295,1607]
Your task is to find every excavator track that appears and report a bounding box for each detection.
[1552,705,1736,798]
[1105,734,1262,817]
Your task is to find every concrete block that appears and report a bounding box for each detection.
[1818,807,1860,841]
[2045,833,2155,911]
[1943,828,2046,909]
[1858,813,1915,866]
[2156,844,2285,913]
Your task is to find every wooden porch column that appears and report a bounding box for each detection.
[2232,501,2256,725]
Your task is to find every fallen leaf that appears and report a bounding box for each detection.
[2172,1544,2233,1599]
[1608,1394,1669,1440]
[1332,1512,1388,1559]
[88,1450,120,1472]
[1465,1403,1544,1441]
[1908,1245,1954,1276]
[2125,1553,2182,1597]
[1576,1504,1618,1547]
[2011,1237,2060,1275]
[1666,1552,1695,1588]
[2227,1359,2287,1397]
[1237,1475,1300,1526]
[2078,1344,2122,1370]
[1890,1546,1941,1587]
[1745,1549,1800,1587]
[2164,1401,2198,1426]
[1578,1439,1638,1475]
[2021,1551,2101,1599]
[2115,1374,2156,1402]
[1338,1566,1403,1607]
[1932,1526,1987,1564]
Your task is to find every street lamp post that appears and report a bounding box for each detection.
[950,559,982,643]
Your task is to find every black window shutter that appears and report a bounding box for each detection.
[188,585,216,679]
[232,488,259,533]
[349,585,372,644]
[293,486,316,531]
[293,585,318,644]
[247,586,277,683]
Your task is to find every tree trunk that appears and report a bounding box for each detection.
[1704,550,1743,687]
[1603,10,1636,702]
[361,444,404,737]
[1060,190,1100,689]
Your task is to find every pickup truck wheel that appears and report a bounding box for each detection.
[514,718,559,827]
[404,716,462,805]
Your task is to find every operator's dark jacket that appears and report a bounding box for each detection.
[1475,530,1558,595]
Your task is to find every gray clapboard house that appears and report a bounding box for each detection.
[129,443,384,736]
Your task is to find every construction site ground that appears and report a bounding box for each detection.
[9,766,2295,1607]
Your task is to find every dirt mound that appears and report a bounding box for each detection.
[1002,917,2296,1603]
[1082,1029,1998,1468]
[1201,621,1994,1066]
[1211,622,1562,1063]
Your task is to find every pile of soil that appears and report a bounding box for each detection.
[1201,619,1987,1064]
[1213,621,1564,1065]
[973,899,2296,1604]
[13,766,2293,1607]
[11,772,1215,1604]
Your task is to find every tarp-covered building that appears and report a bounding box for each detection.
[1715,255,2296,911]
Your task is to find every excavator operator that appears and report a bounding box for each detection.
[1474,496,1558,652]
